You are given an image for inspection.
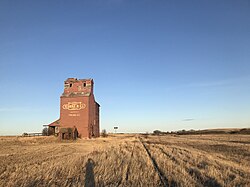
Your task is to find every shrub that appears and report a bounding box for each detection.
[42,127,49,136]
[101,129,108,137]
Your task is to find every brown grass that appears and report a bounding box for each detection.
[0,134,249,186]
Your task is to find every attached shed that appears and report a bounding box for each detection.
[48,119,60,136]
[59,127,78,140]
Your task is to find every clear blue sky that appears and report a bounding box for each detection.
[0,0,250,135]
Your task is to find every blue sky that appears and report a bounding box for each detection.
[0,0,250,135]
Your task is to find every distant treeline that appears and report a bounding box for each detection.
[152,128,250,135]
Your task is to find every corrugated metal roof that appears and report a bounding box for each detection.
[48,119,60,126]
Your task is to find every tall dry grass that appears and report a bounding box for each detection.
[0,136,160,186]
[142,134,250,186]
[0,134,249,186]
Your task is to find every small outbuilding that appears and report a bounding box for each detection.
[48,119,60,136]
[59,127,78,140]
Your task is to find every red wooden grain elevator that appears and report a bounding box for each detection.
[48,78,100,138]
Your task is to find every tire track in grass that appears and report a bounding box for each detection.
[139,137,169,187]
[125,140,136,181]
[152,142,224,187]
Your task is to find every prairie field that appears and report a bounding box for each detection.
[0,134,249,187]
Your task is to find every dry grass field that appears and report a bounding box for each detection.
[0,134,249,187]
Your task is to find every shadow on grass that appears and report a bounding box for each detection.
[85,158,95,187]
